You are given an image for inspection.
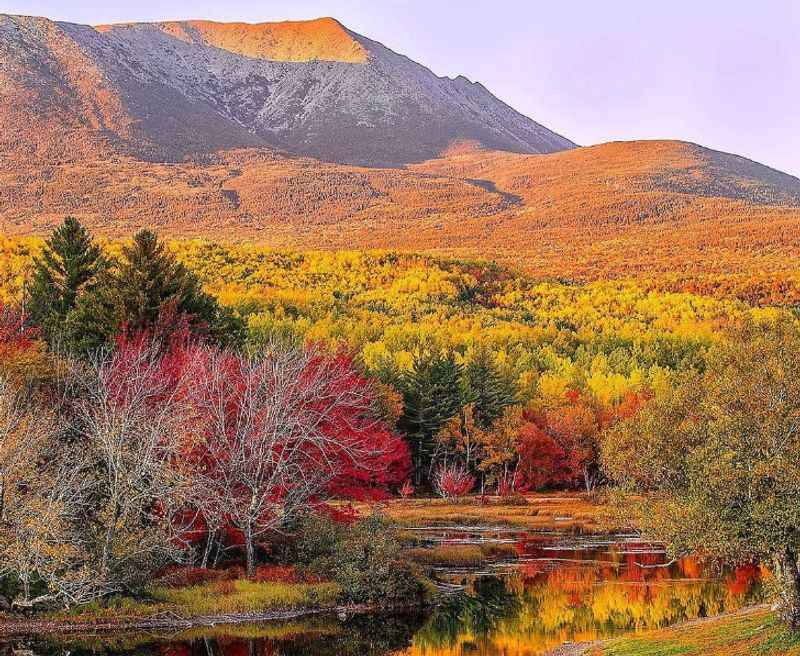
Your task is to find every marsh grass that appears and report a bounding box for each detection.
[151,580,341,615]
[358,493,615,533]
[43,580,342,625]
[405,543,518,567]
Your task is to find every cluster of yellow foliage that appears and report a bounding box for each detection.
[1,238,777,406]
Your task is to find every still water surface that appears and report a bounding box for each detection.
[12,530,764,656]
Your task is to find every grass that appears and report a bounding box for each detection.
[357,492,618,533]
[405,542,518,567]
[35,618,342,651]
[42,579,342,625]
[593,608,800,656]
[151,579,342,615]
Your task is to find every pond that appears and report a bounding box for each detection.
[5,530,765,656]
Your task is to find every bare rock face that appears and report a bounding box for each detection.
[0,14,575,166]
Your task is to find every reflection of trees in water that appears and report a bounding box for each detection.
[271,613,424,656]
[415,577,522,650]
[408,560,765,655]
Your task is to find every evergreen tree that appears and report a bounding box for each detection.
[465,348,518,429]
[399,350,464,485]
[69,229,238,352]
[26,217,102,347]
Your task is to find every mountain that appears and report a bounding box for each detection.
[0,14,574,166]
[3,137,800,280]
[2,14,800,283]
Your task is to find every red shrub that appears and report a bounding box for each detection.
[496,472,520,497]
[253,565,299,583]
[433,463,475,499]
[399,480,414,499]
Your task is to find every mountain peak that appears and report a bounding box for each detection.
[96,16,369,63]
[0,12,574,166]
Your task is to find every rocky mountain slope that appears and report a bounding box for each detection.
[0,14,574,166]
[2,14,800,282]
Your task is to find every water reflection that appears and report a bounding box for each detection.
[4,534,765,656]
[410,534,765,655]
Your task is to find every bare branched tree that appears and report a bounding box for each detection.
[64,338,195,596]
[184,342,382,577]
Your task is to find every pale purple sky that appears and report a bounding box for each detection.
[6,0,800,176]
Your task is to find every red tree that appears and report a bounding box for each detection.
[515,420,569,490]
[433,462,475,498]
[180,342,409,576]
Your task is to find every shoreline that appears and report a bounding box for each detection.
[544,605,774,656]
[0,601,419,638]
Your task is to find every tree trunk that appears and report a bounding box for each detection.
[778,549,800,629]
[201,529,215,569]
[244,524,256,579]
[584,467,595,493]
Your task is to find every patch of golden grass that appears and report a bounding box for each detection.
[151,579,341,616]
[42,579,342,625]
[405,542,517,567]
[359,493,617,533]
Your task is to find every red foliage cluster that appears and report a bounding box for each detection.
[433,463,476,498]
[515,390,652,492]
[156,565,245,588]
[252,565,322,584]
[108,331,410,560]
[399,480,414,499]
[0,304,36,353]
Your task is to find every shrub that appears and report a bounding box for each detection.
[433,463,475,499]
[496,472,521,498]
[399,480,414,499]
[293,512,428,605]
[253,565,321,584]
[156,566,233,588]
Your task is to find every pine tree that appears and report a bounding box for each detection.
[26,217,102,347]
[69,229,236,352]
[465,348,518,429]
[399,350,464,485]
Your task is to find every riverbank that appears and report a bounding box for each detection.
[357,492,619,533]
[0,580,332,636]
[551,607,800,656]
[0,602,402,638]
[0,495,628,639]
[0,574,429,637]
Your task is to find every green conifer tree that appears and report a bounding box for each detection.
[69,229,238,352]
[465,348,518,429]
[400,350,464,485]
[26,217,102,347]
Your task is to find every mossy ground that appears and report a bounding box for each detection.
[593,608,800,656]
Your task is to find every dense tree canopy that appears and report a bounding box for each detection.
[603,318,800,627]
